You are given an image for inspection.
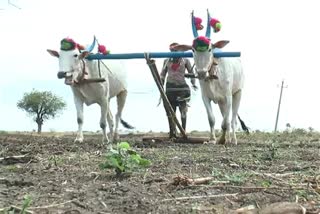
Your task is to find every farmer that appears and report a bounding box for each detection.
[160,42,197,138]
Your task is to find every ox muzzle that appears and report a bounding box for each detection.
[196,70,208,80]
[57,71,74,85]
[57,71,67,79]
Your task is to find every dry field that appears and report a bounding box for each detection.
[0,130,320,213]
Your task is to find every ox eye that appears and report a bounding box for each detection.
[208,48,212,52]
[73,54,78,57]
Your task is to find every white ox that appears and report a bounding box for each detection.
[47,38,133,144]
[173,11,248,145]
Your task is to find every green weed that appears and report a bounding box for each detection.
[99,142,151,175]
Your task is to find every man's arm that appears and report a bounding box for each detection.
[185,59,196,87]
[160,59,169,85]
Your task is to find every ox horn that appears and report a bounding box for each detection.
[205,9,211,38]
[191,10,199,38]
[83,35,97,53]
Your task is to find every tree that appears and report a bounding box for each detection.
[17,90,66,133]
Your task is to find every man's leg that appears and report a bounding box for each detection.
[164,91,177,138]
[168,104,177,138]
[179,102,187,131]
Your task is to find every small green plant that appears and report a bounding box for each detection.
[6,165,20,172]
[259,143,278,161]
[224,172,248,185]
[48,155,64,167]
[7,195,33,214]
[260,180,272,188]
[21,195,32,214]
[294,189,308,200]
[211,168,223,178]
[99,142,151,175]
[211,168,250,185]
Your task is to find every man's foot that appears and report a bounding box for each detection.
[169,132,177,140]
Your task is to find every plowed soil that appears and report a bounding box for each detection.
[0,131,320,213]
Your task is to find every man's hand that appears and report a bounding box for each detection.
[160,78,165,86]
[192,84,198,90]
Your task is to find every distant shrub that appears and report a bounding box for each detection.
[292,128,307,135]
[0,130,8,135]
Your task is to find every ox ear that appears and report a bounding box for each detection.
[47,49,59,58]
[171,44,192,52]
[212,40,230,49]
[79,51,90,59]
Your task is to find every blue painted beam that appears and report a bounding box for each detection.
[86,51,241,60]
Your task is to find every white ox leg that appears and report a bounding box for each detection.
[202,96,216,144]
[231,90,242,145]
[100,99,110,145]
[74,96,84,143]
[218,95,232,144]
[114,90,128,142]
[106,109,114,141]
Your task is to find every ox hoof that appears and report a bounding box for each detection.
[74,138,84,143]
[104,143,113,151]
[231,139,238,145]
[169,136,177,142]
[102,136,110,145]
[217,138,226,145]
[94,150,102,156]
[169,132,177,141]
[113,133,119,143]
[102,140,110,146]
[205,140,216,144]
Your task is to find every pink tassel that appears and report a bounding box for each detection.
[194,17,203,30]
[194,17,202,25]
[197,36,211,45]
[98,45,109,55]
[210,18,221,33]
[77,44,85,50]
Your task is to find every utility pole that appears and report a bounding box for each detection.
[8,0,21,9]
[0,0,21,10]
[274,80,286,132]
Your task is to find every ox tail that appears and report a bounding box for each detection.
[237,114,250,134]
[120,119,135,129]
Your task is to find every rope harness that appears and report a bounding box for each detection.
[73,58,108,85]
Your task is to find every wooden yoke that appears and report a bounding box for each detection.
[144,53,187,139]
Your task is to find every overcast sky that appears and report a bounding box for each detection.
[1,0,319,133]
